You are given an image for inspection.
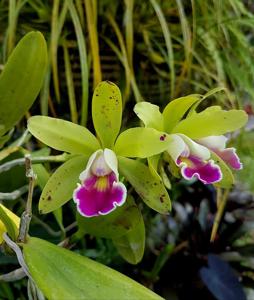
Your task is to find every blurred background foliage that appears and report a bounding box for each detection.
[0,0,254,299]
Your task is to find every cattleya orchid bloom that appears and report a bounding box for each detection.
[28,81,173,218]
[134,93,248,186]
[0,204,20,244]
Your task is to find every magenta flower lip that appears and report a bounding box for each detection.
[179,155,222,184]
[167,134,241,185]
[73,149,127,218]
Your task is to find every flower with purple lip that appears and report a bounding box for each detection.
[28,81,173,218]
[73,149,127,217]
[134,93,248,186]
[168,134,222,184]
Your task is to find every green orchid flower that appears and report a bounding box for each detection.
[28,81,174,218]
[134,93,248,188]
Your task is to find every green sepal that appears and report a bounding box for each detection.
[23,237,163,300]
[114,128,173,158]
[172,108,248,139]
[113,214,145,265]
[162,95,201,133]
[118,156,171,214]
[0,31,47,134]
[134,102,164,131]
[39,155,88,214]
[76,196,142,239]
[28,116,100,155]
[92,81,122,148]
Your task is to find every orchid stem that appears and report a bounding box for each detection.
[0,153,70,173]
[210,188,229,242]
[18,154,36,243]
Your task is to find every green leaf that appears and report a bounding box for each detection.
[134,102,164,131]
[0,32,47,134]
[0,204,19,242]
[23,237,163,300]
[28,116,100,155]
[113,214,145,264]
[211,152,235,189]
[162,95,201,133]
[39,155,88,214]
[76,196,142,239]
[118,157,171,214]
[92,81,122,148]
[172,108,248,139]
[114,128,173,158]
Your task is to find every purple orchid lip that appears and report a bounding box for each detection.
[73,149,127,217]
[178,155,222,184]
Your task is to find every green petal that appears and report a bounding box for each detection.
[134,102,164,131]
[28,116,100,155]
[92,81,122,148]
[211,152,235,189]
[114,128,173,158]
[162,95,201,133]
[118,156,171,214]
[23,237,164,300]
[39,155,88,214]
[112,214,145,265]
[0,32,47,134]
[172,108,248,139]
[76,196,142,239]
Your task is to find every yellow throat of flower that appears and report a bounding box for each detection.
[94,176,109,192]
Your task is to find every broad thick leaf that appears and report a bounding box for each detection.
[92,81,122,148]
[76,196,142,239]
[0,32,47,134]
[23,237,163,300]
[114,128,173,158]
[39,155,88,213]
[162,95,201,133]
[113,214,145,264]
[0,204,20,243]
[199,254,246,300]
[118,157,171,213]
[211,152,234,189]
[28,116,100,155]
[134,102,164,131]
[172,109,248,139]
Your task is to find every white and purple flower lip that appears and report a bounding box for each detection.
[167,134,222,184]
[73,149,127,217]
[167,133,243,185]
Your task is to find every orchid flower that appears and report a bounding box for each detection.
[0,204,20,244]
[134,93,248,187]
[28,81,173,219]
